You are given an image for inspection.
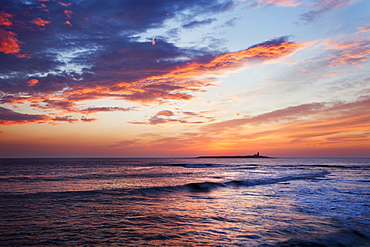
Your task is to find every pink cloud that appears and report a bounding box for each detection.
[357,24,370,34]
[321,73,339,77]
[258,0,303,7]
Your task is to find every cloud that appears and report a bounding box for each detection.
[27,79,39,86]
[0,29,21,54]
[0,11,21,54]
[63,10,73,19]
[112,94,370,154]
[0,107,49,125]
[58,2,72,7]
[81,117,97,122]
[129,109,217,126]
[156,110,174,116]
[202,96,370,137]
[182,18,217,29]
[204,102,326,133]
[244,0,303,8]
[323,37,370,66]
[2,33,304,116]
[0,1,305,125]
[51,115,79,123]
[39,99,77,112]
[258,0,303,7]
[30,17,51,27]
[0,11,13,26]
[300,0,352,23]
[78,107,132,114]
[357,24,370,34]
[108,139,141,149]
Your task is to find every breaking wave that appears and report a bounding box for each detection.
[140,171,330,193]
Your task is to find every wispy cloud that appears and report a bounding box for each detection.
[300,0,352,23]
[107,96,370,155]
[129,109,217,126]
[258,0,303,7]
[323,36,370,66]
[182,18,217,29]
[356,24,370,34]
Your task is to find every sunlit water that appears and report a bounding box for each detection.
[0,158,369,246]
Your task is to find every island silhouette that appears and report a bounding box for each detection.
[198,152,271,158]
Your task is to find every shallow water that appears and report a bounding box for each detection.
[0,158,369,246]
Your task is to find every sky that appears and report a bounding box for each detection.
[0,0,369,158]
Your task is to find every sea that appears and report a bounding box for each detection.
[0,157,369,246]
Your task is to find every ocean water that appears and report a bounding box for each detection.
[0,158,369,246]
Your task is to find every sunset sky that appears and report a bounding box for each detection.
[1,0,369,158]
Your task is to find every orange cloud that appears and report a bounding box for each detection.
[64,10,73,19]
[0,11,13,26]
[98,37,306,104]
[58,2,72,7]
[27,79,39,86]
[2,37,306,123]
[0,11,21,54]
[156,110,174,116]
[0,29,21,54]
[30,17,51,27]
[65,21,72,26]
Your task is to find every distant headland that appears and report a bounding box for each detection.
[198,152,271,159]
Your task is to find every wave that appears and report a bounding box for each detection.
[141,171,330,193]
[169,163,214,168]
[0,171,330,198]
[274,228,370,247]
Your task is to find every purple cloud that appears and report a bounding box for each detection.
[0,107,49,125]
[300,0,352,23]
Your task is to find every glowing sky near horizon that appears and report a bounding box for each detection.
[1,0,369,158]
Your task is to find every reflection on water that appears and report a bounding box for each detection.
[0,158,369,246]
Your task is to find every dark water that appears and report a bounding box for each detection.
[0,158,369,246]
